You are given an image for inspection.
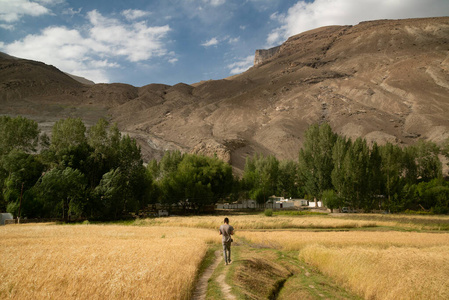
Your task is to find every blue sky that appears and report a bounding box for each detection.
[1,0,448,86]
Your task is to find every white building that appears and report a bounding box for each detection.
[308,201,323,208]
[267,196,296,209]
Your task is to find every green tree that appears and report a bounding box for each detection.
[379,143,404,211]
[414,140,442,182]
[35,167,86,221]
[159,154,234,212]
[242,154,279,205]
[298,123,337,200]
[402,145,418,185]
[346,138,370,209]
[277,160,300,198]
[0,116,40,155]
[331,136,351,206]
[51,118,87,153]
[159,150,184,179]
[0,149,44,213]
[94,168,131,219]
[92,133,148,218]
[442,137,449,176]
[322,189,340,213]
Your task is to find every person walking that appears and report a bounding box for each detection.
[219,217,234,265]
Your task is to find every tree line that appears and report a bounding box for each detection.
[0,116,236,220]
[1,116,448,220]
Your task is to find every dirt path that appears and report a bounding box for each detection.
[192,249,236,300]
[192,250,222,300]
[216,273,236,300]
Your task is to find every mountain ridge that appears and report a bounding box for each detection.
[1,16,448,173]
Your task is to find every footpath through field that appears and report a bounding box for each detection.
[193,239,360,300]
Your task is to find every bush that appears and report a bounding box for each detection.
[264,209,273,217]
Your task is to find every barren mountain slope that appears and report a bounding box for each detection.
[115,17,449,171]
[1,17,448,173]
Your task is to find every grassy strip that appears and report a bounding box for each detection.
[229,237,360,299]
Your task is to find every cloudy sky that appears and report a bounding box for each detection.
[1,0,448,86]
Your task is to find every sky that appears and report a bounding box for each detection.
[1,0,448,87]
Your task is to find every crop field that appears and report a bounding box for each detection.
[1,214,449,300]
[0,224,218,299]
[135,214,379,230]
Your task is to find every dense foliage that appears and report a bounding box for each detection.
[1,116,448,219]
[0,116,234,220]
[241,123,449,213]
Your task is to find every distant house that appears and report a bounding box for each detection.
[267,196,296,209]
[308,201,323,208]
[292,199,309,207]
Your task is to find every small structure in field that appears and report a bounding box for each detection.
[308,201,323,208]
[292,199,309,207]
[267,196,296,209]
[158,210,169,217]
[1,213,13,225]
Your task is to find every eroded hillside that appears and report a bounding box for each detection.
[1,17,448,173]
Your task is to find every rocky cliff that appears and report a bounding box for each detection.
[254,45,281,65]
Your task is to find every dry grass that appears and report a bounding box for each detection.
[135,215,377,230]
[300,245,449,300]
[0,224,218,299]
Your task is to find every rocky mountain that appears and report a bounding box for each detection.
[1,17,448,173]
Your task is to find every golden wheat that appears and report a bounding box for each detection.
[238,230,449,250]
[0,224,218,299]
[336,213,449,231]
[299,245,449,300]
[240,230,449,299]
[136,215,377,230]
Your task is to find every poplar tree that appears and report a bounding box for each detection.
[298,123,337,200]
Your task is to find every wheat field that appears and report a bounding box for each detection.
[0,224,218,299]
[135,214,378,229]
[2,215,449,300]
[300,245,449,300]
[240,230,449,299]
[238,230,449,250]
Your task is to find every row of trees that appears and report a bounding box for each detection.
[1,116,448,219]
[296,124,449,213]
[1,116,152,220]
[0,116,236,220]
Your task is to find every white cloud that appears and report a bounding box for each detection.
[228,37,240,43]
[168,58,178,64]
[267,0,449,46]
[1,9,172,83]
[62,7,82,17]
[0,24,15,30]
[201,37,219,47]
[87,10,171,62]
[0,0,51,23]
[121,9,151,21]
[203,0,226,6]
[227,55,254,75]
